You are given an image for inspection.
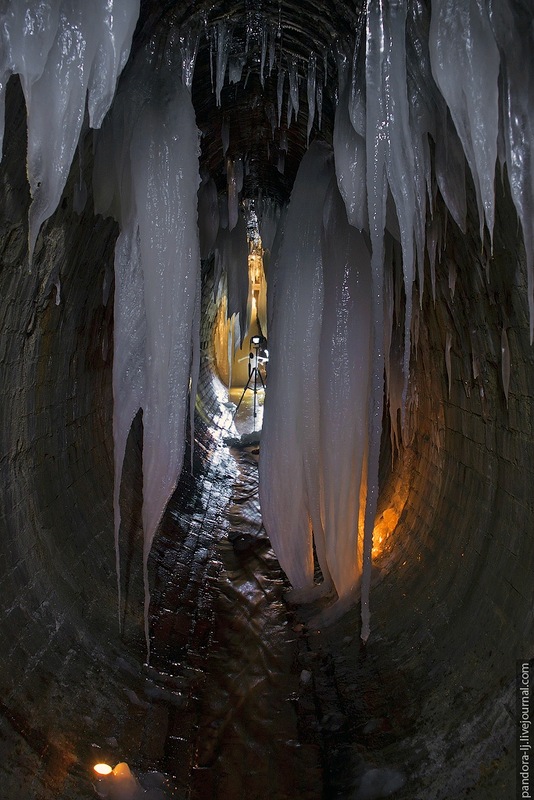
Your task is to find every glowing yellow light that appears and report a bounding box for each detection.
[94,763,113,775]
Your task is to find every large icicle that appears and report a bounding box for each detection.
[94,57,201,656]
[429,0,500,242]
[316,180,372,624]
[131,80,201,657]
[259,141,334,598]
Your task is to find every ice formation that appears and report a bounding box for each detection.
[94,52,201,654]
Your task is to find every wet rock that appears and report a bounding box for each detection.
[352,766,406,799]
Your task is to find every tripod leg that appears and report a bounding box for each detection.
[233,371,254,417]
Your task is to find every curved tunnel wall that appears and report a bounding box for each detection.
[0,14,532,800]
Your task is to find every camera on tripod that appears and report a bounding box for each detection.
[233,334,268,427]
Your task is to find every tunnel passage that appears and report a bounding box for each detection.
[0,2,533,799]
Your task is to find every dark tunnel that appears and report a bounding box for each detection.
[0,1,532,799]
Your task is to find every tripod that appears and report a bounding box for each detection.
[233,338,267,429]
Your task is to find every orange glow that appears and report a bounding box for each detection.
[94,763,113,775]
[371,482,409,559]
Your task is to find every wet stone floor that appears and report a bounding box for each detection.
[104,409,416,800]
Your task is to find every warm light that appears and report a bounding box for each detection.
[94,763,113,775]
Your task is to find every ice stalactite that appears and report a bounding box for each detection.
[316,181,372,623]
[0,0,139,261]
[288,58,299,124]
[215,21,230,107]
[429,0,500,243]
[259,141,334,596]
[94,56,201,656]
[306,54,316,145]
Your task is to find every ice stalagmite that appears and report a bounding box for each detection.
[259,142,334,597]
[317,181,372,623]
[429,0,500,242]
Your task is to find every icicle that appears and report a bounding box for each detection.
[288,58,299,122]
[268,23,276,75]
[429,0,500,243]
[215,21,230,107]
[306,54,316,145]
[333,82,367,232]
[228,54,245,84]
[445,330,452,397]
[260,23,267,87]
[361,0,389,643]
[317,180,372,621]
[277,67,285,126]
[227,158,238,232]
[133,81,201,658]
[316,81,323,130]
[179,24,200,90]
[501,326,510,408]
